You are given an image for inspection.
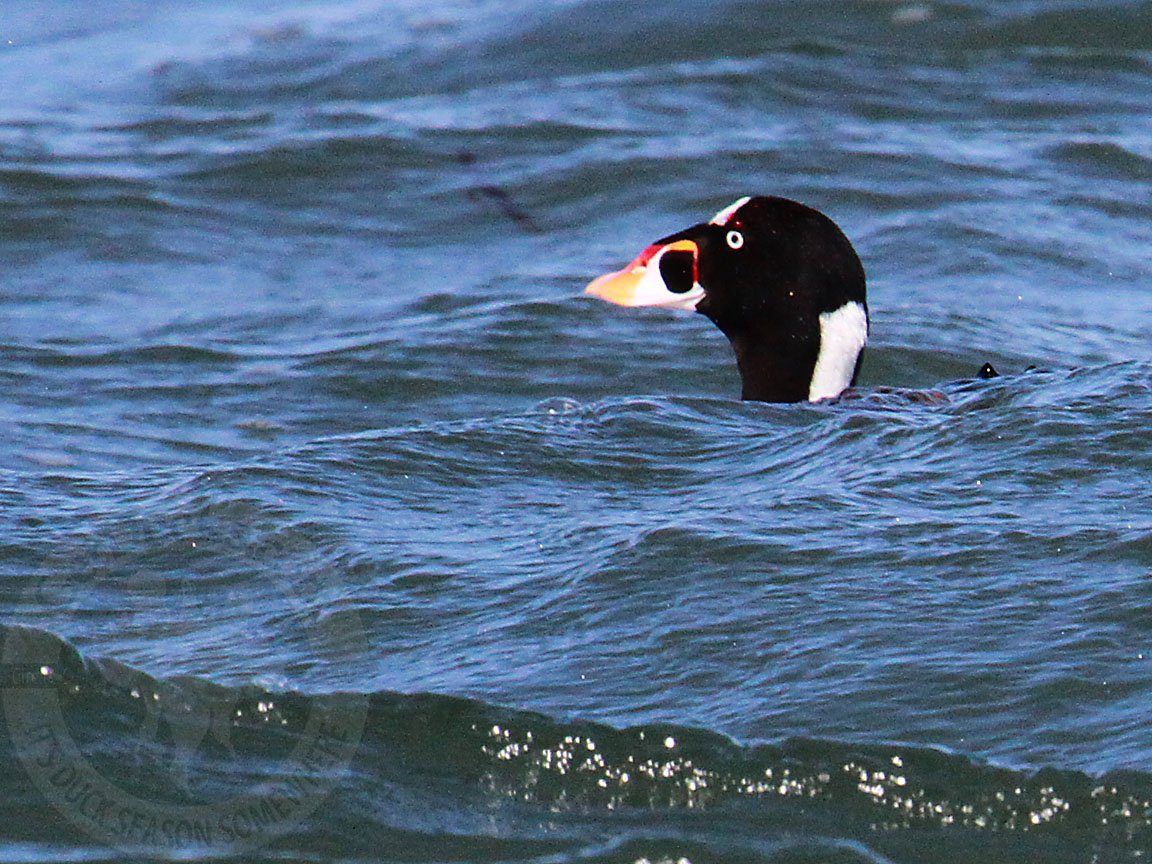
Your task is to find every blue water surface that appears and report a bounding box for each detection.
[1,2,1151,862]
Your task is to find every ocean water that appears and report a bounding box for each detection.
[1,1,1151,861]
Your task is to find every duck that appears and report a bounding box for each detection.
[585,196,870,403]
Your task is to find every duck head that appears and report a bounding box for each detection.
[585,196,868,403]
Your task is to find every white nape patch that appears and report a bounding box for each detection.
[628,247,705,310]
[808,301,868,402]
[709,196,751,226]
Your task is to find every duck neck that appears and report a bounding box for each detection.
[727,327,819,403]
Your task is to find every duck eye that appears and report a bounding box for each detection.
[726,230,744,250]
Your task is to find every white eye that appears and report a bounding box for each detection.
[726,230,744,250]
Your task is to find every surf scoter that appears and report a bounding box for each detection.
[585,196,870,403]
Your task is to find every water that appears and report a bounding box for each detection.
[1,1,1151,861]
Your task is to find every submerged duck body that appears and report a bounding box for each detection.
[585,196,869,403]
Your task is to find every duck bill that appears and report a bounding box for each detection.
[584,267,647,306]
[584,238,702,309]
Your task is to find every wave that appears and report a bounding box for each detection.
[2,624,1150,862]
[140,1,1152,110]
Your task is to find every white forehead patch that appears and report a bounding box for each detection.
[709,196,751,226]
[808,301,868,402]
